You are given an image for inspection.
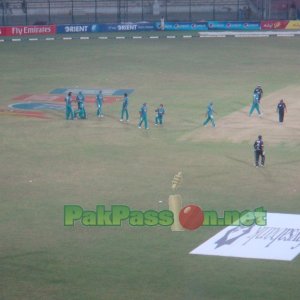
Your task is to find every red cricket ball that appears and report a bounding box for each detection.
[179,205,204,230]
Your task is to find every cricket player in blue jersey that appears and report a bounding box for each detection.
[253,85,263,102]
[120,93,129,122]
[203,102,216,127]
[249,92,262,117]
[76,91,87,119]
[155,104,165,125]
[138,103,149,129]
[74,101,86,119]
[65,92,74,120]
[96,90,104,118]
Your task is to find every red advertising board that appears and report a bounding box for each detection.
[0,25,56,36]
[261,20,289,30]
[0,26,6,36]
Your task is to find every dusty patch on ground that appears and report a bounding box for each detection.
[180,86,300,145]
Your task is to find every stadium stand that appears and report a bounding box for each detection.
[1,0,298,26]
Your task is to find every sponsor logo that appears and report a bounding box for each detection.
[65,25,89,33]
[9,102,65,111]
[274,21,284,29]
[158,22,208,31]
[117,24,138,31]
[209,21,260,30]
[190,213,300,261]
[5,25,56,36]
[91,24,98,32]
[261,21,288,30]
[262,23,274,29]
[286,21,300,29]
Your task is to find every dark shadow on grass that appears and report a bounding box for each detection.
[224,155,251,167]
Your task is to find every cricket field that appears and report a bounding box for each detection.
[1,35,299,299]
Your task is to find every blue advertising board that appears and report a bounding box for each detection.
[57,22,155,34]
[56,21,261,34]
[155,22,208,31]
[208,21,261,30]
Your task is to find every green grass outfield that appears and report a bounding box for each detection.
[1,35,300,300]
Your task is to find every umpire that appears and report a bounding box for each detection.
[277,99,287,123]
[253,135,265,167]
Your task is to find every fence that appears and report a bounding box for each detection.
[1,0,299,26]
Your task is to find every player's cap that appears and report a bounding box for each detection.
[258,135,262,139]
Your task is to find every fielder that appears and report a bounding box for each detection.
[138,103,149,129]
[65,91,74,120]
[155,104,165,125]
[203,102,216,127]
[76,91,87,119]
[249,92,262,117]
[254,85,263,102]
[74,101,86,119]
[96,90,104,118]
[253,135,265,167]
[120,93,129,122]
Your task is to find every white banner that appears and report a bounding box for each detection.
[190,213,300,261]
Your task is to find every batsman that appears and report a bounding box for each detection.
[253,135,265,167]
